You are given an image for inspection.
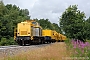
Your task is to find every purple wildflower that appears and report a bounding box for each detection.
[73,45,76,48]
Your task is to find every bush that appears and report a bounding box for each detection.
[8,37,17,45]
[0,38,9,46]
[0,37,17,46]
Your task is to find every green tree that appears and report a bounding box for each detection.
[35,18,61,33]
[85,17,90,39]
[0,1,30,39]
[36,19,53,29]
[59,5,86,41]
[52,23,62,33]
[0,1,30,45]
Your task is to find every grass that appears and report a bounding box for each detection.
[86,40,90,43]
[1,42,71,60]
[65,39,90,60]
[2,39,89,60]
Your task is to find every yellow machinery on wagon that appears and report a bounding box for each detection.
[53,31,58,42]
[61,35,66,42]
[42,29,56,43]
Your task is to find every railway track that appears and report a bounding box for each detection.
[0,43,54,57]
[0,43,52,49]
[0,45,19,49]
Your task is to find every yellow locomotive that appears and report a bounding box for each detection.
[14,20,67,45]
[14,20,44,45]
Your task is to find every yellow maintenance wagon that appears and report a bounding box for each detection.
[53,31,58,42]
[57,33,62,42]
[61,34,66,42]
[42,30,56,43]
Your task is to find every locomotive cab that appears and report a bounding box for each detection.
[16,22,31,45]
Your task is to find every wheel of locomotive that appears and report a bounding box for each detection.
[29,40,31,45]
[25,40,31,46]
[48,40,51,43]
[40,40,44,44]
[58,40,60,42]
[61,40,64,42]
[49,41,51,43]
[62,40,64,42]
[60,40,62,42]
[51,41,53,43]
[53,40,56,43]
[46,41,48,44]
[38,39,41,44]
[47,41,49,44]
[21,40,25,46]
[18,40,23,46]
[43,41,45,44]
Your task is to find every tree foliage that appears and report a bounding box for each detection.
[85,17,90,39]
[59,5,86,41]
[0,1,30,45]
[35,18,62,33]
[0,1,30,39]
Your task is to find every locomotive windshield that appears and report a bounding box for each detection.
[32,22,36,25]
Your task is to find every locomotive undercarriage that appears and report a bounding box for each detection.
[15,36,45,46]
[15,36,31,46]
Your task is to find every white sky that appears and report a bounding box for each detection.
[3,0,90,24]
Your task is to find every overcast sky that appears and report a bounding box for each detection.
[3,0,90,24]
